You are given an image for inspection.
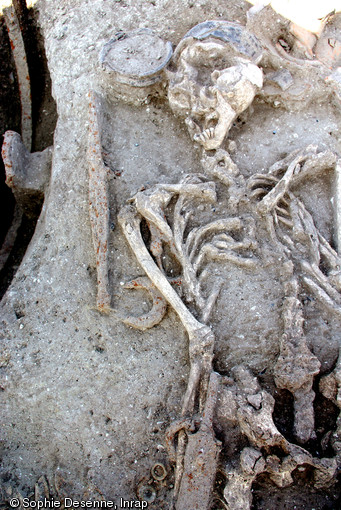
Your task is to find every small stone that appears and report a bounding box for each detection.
[247,394,262,409]
[228,140,237,153]
[240,447,263,475]
[319,373,337,402]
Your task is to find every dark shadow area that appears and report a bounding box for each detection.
[0,16,20,248]
[312,377,340,458]
[0,0,57,300]
[251,469,341,510]
[0,212,41,299]
[273,378,339,458]
[15,0,57,151]
[273,388,295,443]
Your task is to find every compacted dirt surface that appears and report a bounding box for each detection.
[1,1,341,509]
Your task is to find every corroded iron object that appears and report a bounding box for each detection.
[3,5,32,151]
[100,28,173,87]
[88,91,111,312]
[175,372,221,510]
[1,130,52,201]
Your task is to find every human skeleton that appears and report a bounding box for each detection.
[88,20,341,510]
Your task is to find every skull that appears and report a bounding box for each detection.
[167,21,263,150]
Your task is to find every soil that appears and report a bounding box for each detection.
[1,1,341,509]
[0,0,57,299]
[0,15,20,248]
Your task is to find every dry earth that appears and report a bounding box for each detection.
[1,1,341,509]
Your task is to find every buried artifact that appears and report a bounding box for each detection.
[85,19,341,509]
[2,4,341,509]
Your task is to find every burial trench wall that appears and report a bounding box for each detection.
[1,1,341,508]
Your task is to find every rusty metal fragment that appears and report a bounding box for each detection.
[3,3,32,150]
[175,372,221,510]
[1,129,52,272]
[2,130,52,197]
[88,90,111,312]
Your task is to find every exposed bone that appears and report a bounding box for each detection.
[256,154,305,216]
[192,90,236,150]
[88,91,111,312]
[194,242,257,273]
[303,276,341,317]
[118,180,249,508]
[168,35,263,149]
[116,138,341,507]
[331,354,341,462]
[335,159,341,252]
[319,373,338,403]
[224,444,337,509]
[275,205,291,217]
[277,216,294,228]
[217,365,337,508]
[138,176,218,311]
[249,188,269,200]
[148,222,168,269]
[318,232,341,272]
[268,148,301,175]
[216,366,288,451]
[200,148,242,189]
[224,448,265,510]
[274,277,320,443]
[201,281,223,324]
[134,180,216,244]
[172,190,205,309]
[121,276,168,330]
[118,204,215,416]
[236,392,287,451]
[187,218,243,261]
[250,148,341,318]
[290,199,320,265]
[211,235,256,252]
[301,261,341,306]
[263,146,335,187]
[223,470,255,510]
[291,150,336,187]
[249,173,280,186]
[118,205,202,336]
[130,176,241,325]
[135,188,175,243]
